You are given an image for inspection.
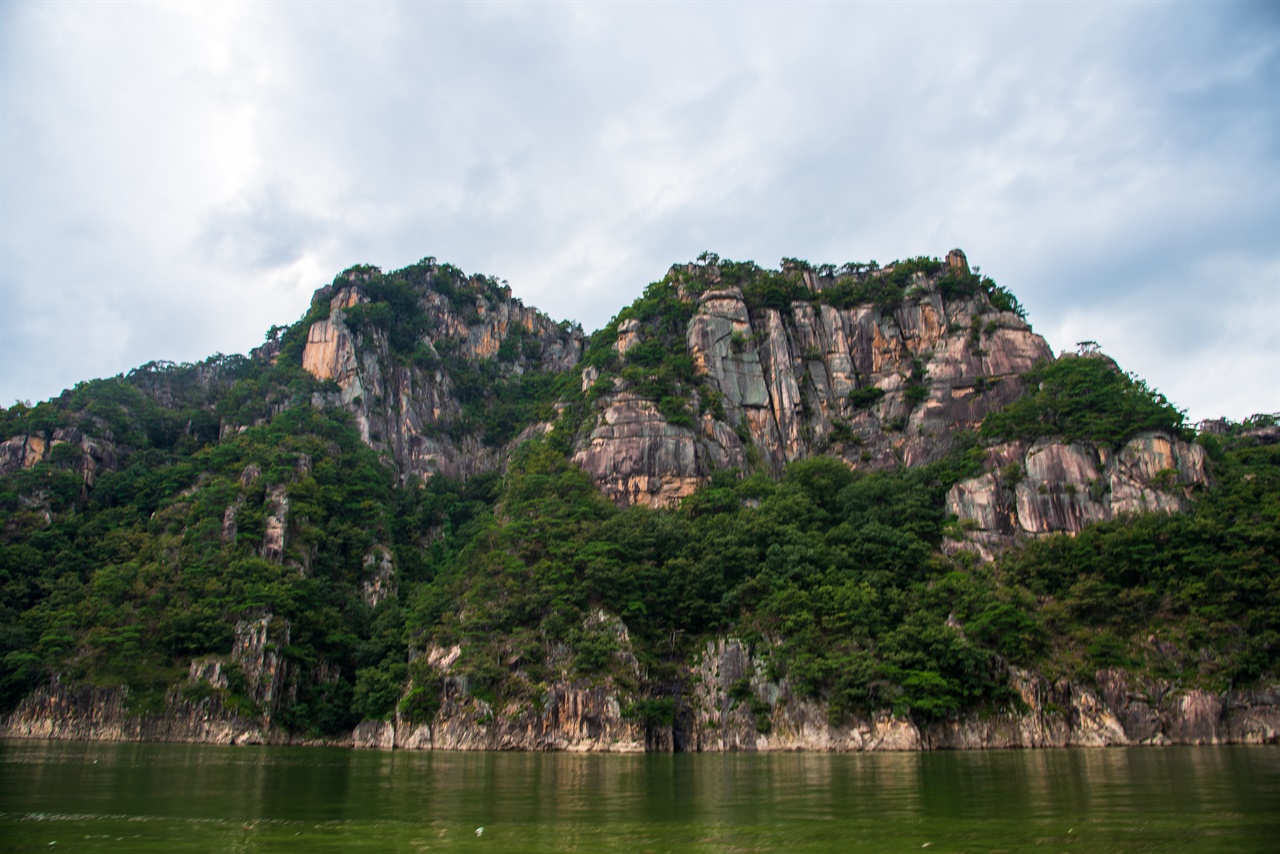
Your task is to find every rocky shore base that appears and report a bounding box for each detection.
[5,645,1277,752]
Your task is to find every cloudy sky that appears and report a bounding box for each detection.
[2,1,1277,422]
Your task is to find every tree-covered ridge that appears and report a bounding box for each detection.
[687,252,1025,317]
[405,413,1277,726]
[0,254,575,722]
[0,252,1274,741]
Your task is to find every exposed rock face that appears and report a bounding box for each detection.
[574,261,1052,506]
[571,393,715,508]
[261,485,289,563]
[298,270,583,483]
[392,681,646,752]
[946,432,1208,555]
[0,677,267,745]
[0,434,47,472]
[672,640,1280,751]
[361,546,397,608]
[685,639,921,752]
[231,611,291,723]
[0,429,117,487]
[14,640,1274,751]
[392,610,648,751]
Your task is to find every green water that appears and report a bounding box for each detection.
[1,740,1276,852]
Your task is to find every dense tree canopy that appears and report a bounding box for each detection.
[0,257,1272,734]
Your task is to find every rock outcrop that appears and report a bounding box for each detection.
[391,680,646,752]
[672,640,1280,751]
[9,641,1275,750]
[571,393,731,508]
[389,610,649,751]
[0,677,267,745]
[945,431,1209,557]
[230,611,291,723]
[297,266,583,484]
[0,428,117,487]
[573,255,1052,506]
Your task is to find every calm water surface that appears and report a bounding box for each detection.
[1,739,1276,852]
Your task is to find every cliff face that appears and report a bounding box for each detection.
[945,432,1209,558]
[1,604,346,747]
[573,253,1052,508]
[0,678,267,746]
[4,250,1257,757]
[8,638,1276,751]
[0,427,117,486]
[297,269,583,483]
[678,639,1279,751]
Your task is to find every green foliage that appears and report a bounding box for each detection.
[399,682,442,725]
[980,355,1187,448]
[848,386,886,410]
[447,359,575,447]
[997,430,1279,687]
[622,697,675,728]
[903,359,930,407]
[820,257,943,312]
[1,251,1272,740]
[737,266,808,313]
[354,660,408,720]
[586,275,703,429]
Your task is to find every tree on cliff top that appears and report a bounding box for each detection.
[979,354,1187,448]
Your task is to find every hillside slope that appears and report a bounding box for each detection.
[1,251,1275,750]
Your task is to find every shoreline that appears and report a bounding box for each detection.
[5,670,1278,753]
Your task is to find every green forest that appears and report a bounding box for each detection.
[1,256,1275,738]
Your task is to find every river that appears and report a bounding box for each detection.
[1,739,1276,851]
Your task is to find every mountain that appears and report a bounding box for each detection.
[1,251,1276,750]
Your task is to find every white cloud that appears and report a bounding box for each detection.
[2,1,1276,421]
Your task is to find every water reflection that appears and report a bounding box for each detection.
[2,740,1277,852]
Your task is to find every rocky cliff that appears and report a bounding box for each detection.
[8,637,1276,750]
[296,264,583,483]
[573,251,1053,507]
[3,249,1269,757]
[945,430,1209,559]
[677,639,1279,751]
[0,427,117,487]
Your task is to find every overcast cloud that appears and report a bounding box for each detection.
[2,1,1277,421]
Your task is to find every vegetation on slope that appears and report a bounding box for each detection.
[999,417,1279,687]
[980,353,1189,448]
[0,255,1274,736]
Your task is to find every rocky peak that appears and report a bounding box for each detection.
[572,252,1052,507]
[297,260,584,483]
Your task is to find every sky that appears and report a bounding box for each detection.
[2,1,1277,423]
